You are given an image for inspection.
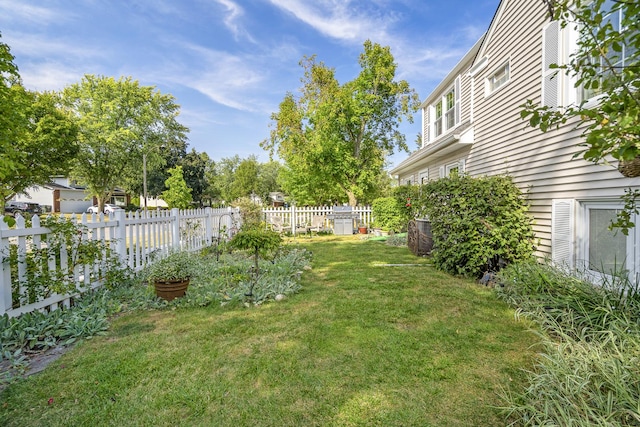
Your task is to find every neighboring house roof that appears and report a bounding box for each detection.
[43,182,86,191]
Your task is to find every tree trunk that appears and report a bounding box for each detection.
[347,191,357,207]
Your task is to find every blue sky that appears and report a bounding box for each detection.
[0,0,499,169]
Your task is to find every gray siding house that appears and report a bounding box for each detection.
[391,0,640,280]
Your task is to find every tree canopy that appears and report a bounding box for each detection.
[161,166,192,209]
[210,155,282,205]
[262,40,420,206]
[0,36,79,206]
[61,75,188,210]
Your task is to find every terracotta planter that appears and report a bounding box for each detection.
[358,226,368,234]
[153,278,190,301]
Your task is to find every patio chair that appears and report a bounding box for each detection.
[269,216,291,233]
[308,215,326,236]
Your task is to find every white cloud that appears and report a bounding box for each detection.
[268,0,395,43]
[161,43,268,112]
[4,32,106,61]
[0,0,69,25]
[0,31,108,91]
[19,61,85,92]
[213,0,253,41]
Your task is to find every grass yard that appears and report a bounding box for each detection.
[0,236,538,426]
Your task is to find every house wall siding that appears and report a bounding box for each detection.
[393,0,640,260]
[462,0,638,257]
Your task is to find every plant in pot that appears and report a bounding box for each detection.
[143,250,198,301]
[357,221,368,234]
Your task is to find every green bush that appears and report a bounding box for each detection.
[371,196,409,232]
[417,174,536,278]
[232,197,263,228]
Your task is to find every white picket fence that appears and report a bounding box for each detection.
[263,205,372,235]
[0,205,372,318]
[0,207,239,318]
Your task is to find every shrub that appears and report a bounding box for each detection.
[418,174,536,278]
[371,197,409,232]
[496,260,640,340]
[232,197,263,228]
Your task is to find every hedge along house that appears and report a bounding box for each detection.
[391,0,640,281]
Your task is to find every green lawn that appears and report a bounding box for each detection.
[0,236,538,426]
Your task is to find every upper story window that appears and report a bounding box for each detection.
[434,101,443,137]
[424,76,461,145]
[486,61,510,95]
[445,89,456,129]
[542,0,637,108]
[580,1,635,101]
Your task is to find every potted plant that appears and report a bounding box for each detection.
[357,221,368,234]
[143,250,198,301]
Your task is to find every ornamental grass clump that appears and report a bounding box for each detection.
[496,260,640,426]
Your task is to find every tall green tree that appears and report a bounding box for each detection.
[161,166,192,209]
[61,75,188,211]
[124,136,188,202]
[180,149,212,207]
[0,36,78,206]
[256,160,283,202]
[214,155,242,204]
[262,40,420,206]
[522,0,640,231]
[231,156,260,201]
[202,157,220,206]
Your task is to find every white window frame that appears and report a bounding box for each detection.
[441,159,466,178]
[485,60,510,96]
[576,200,638,282]
[427,76,461,142]
[419,170,429,184]
[547,1,635,107]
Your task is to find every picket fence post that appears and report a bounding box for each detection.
[0,220,11,314]
[171,208,181,250]
[114,209,127,264]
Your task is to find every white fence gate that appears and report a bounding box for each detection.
[0,207,239,318]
